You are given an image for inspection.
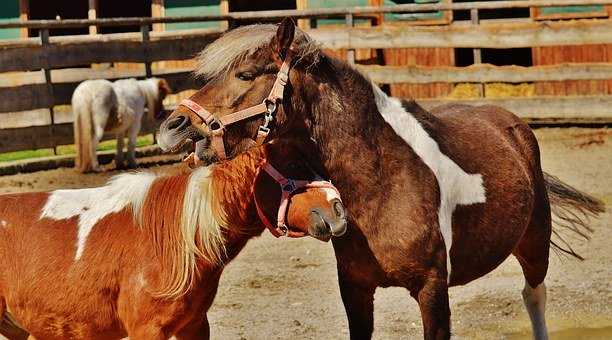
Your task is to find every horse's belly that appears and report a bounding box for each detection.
[9,300,125,340]
[448,186,535,286]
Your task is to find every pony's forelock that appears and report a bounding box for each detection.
[194,24,321,82]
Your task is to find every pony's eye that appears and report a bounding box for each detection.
[236,71,255,81]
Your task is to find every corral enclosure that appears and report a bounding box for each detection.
[1,0,612,155]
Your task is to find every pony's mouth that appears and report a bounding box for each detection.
[182,138,209,168]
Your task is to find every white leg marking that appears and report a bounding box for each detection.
[41,172,157,260]
[522,282,549,340]
[372,84,486,280]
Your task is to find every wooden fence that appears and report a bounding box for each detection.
[1,0,612,154]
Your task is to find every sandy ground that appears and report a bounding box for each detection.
[0,128,610,340]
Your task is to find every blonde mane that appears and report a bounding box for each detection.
[139,167,228,299]
[195,24,321,82]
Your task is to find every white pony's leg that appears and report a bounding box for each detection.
[115,132,125,169]
[522,281,549,340]
[126,120,141,169]
[89,124,105,172]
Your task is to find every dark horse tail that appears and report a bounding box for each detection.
[544,172,605,260]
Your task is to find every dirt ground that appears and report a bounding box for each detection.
[0,128,610,339]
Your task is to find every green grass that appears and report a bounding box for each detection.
[0,135,155,163]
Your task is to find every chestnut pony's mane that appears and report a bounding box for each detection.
[195,24,320,82]
[140,146,266,298]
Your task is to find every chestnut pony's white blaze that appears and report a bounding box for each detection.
[372,84,486,279]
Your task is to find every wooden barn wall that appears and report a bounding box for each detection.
[384,48,454,98]
[532,44,612,96]
[532,5,612,96]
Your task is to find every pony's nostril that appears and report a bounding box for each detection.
[332,199,345,218]
[167,116,187,130]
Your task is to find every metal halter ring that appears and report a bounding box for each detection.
[208,118,224,132]
[278,223,289,236]
[266,100,277,114]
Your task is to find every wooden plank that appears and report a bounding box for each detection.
[1,19,610,73]
[2,0,612,29]
[0,69,199,113]
[360,63,612,84]
[309,20,612,49]
[0,29,222,73]
[0,116,160,153]
[419,95,612,123]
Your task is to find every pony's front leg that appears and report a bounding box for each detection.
[175,316,210,340]
[413,276,451,340]
[126,122,141,169]
[338,271,376,340]
[115,132,125,169]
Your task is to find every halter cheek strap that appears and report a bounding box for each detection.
[179,50,295,160]
[254,162,342,238]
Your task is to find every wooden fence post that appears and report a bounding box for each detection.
[345,13,355,65]
[470,8,485,97]
[141,24,152,78]
[40,28,57,155]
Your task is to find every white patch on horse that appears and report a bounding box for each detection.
[1,220,7,228]
[41,172,157,260]
[371,84,486,280]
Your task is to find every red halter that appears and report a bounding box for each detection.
[179,50,295,160]
[254,162,342,238]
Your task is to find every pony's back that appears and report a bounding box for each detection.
[72,79,115,173]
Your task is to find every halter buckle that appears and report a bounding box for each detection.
[278,223,289,236]
[282,179,296,193]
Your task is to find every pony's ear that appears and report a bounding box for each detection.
[274,17,295,58]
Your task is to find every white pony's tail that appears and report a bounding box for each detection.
[72,87,96,173]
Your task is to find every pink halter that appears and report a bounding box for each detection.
[179,50,295,160]
[254,162,342,238]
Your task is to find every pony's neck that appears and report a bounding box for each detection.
[210,146,267,238]
[294,58,391,191]
[138,149,266,297]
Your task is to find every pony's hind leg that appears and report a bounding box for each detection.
[126,121,141,169]
[513,180,551,340]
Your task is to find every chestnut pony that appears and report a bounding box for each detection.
[0,139,347,339]
[158,20,605,339]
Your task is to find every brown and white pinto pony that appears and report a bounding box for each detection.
[0,139,347,339]
[158,20,605,340]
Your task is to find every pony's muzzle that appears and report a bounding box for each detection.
[309,201,347,242]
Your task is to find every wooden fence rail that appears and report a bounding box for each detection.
[360,63,612,84]
[1,0,612,29]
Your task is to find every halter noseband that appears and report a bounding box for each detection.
[179,50,295,160]
[254,162,342,238]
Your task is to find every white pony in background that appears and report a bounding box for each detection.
[72,77,171,173]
